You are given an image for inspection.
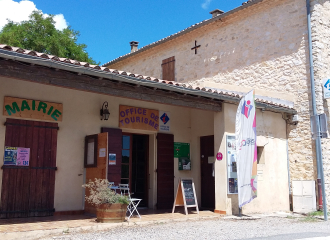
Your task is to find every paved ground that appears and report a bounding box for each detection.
[43,214,330,240]
[0,209,219,240]
[1,211,330,240]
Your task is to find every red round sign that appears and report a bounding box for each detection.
[216,152,223,161]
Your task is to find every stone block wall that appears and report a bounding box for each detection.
[311,0,330,203]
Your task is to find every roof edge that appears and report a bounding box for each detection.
[0,48,296,115]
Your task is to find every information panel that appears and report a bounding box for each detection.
[172,178,199,215]
[227,135,238,194]
[182,179,196,206]
[174,142,190,158]
[178,157,191,170]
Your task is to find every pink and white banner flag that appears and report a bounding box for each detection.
[235,90,257,208]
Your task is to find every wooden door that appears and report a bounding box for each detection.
[157,133,174,209]
[0,118,58,218]
[200,135,215,210]
[101,128,122,186]
[84,133,108,215]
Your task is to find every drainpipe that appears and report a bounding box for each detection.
[286,139,291,209]
[306,0,328,220]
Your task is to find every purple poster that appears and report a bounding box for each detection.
[16,148,30,166]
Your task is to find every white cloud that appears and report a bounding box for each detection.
[53,14,67,31]
[0,0,68,31]
[201,0,213,10]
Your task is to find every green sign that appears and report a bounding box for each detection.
[174,142,190,158]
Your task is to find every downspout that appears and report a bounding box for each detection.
[306,0,328,220]
[286,139,291,210]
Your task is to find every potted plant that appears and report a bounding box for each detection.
[82,178,129,223]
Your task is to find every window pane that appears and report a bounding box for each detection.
[122,150,129,163]
[122,135,130,149]
[257,147,265,164]
[121,164,129,178]
[121,179,129,184]
[87,141,94,165]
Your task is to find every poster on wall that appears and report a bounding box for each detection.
[4,147,30,166]
[99,148,106,158]
[159,111,171,132]
[4,147,17,165]
[109,153,116,165]
[227,135,238,194]
[16,148,30,166]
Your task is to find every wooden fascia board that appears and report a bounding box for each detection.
[0,59,222,112]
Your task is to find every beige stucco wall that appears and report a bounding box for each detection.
[189,108,215,205]
[106,0,330,211]
[0,76,214,211]
[214,103,289,214]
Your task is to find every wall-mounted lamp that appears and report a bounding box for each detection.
[100,101,110,120]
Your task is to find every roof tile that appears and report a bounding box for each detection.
[0,44,294,110]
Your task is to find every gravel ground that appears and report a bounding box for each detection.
[44,216,330,240]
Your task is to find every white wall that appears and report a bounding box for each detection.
[215,103,290,214]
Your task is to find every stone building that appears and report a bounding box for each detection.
[0,43,294,217]
[104,0,330,212]
[0,0,328,218]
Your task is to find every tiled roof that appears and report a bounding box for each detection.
[102,0,264,67]
[0,44,295,112]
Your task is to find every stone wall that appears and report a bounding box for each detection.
[107,0,330,210]
[311,0,330,203]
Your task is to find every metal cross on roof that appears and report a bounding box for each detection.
[191,40,201,54]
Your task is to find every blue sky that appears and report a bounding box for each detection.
[0,0,246,65]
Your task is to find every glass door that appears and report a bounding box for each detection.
[121,134,132,185]
[132,134,149,207]
[121,133,149,207]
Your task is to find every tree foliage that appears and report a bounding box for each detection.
[0,11,98,64]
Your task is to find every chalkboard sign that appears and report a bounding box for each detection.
[172,178,199,215]
[182,179,196,205]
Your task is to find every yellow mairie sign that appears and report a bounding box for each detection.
[3,96,63,122]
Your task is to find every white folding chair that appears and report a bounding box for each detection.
[118,184,142,220]
[108,182,119,193]
[118,184,130,197]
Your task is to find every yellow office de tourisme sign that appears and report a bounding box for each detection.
[119,105,159,131]
[3,97,63,122]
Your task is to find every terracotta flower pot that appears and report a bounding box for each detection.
[96,203,128,223]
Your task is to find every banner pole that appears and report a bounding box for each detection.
[239,207,242,217]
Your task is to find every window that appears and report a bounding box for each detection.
[257,146,265,164]
[84,134,98,168]
[161,56,175,81]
